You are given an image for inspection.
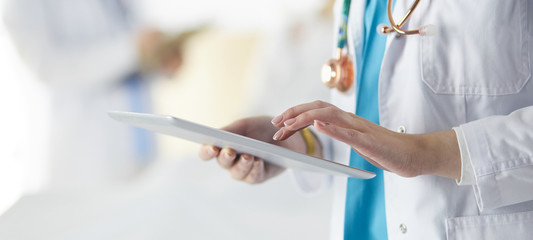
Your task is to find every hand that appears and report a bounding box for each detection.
[198,116,310,184]
[271,101,461,179]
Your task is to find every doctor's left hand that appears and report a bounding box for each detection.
[198,116,312,184]
[271,101,461,180]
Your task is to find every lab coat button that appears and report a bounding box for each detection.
[397,126,406,133]
[399,223,407,234]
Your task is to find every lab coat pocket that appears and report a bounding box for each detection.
[445,210,533,240]
[420,0,530,95]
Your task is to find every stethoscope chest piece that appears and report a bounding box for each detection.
[322,51,354,92]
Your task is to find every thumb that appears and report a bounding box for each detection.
[221,119,248,136]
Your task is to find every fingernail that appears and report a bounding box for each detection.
[273,129,283,140]
[242,154,252,162]
[206,146,216,156]
[283,118,296,127]
[314,120,326,127]
[223,150,233,159]
[271,115,283,125]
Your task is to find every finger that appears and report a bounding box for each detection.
[282,106,357,131]
[216,148,237,169]
[272,125,300,142]
[314,120,365,148]
[229,154,254,180]
[271,100,333,127]
[274,106,360,141]
[198,144,220,160]
[243,159,265,184]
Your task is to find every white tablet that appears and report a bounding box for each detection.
[108,111,375,179]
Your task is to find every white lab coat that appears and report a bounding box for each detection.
[2,0,151,190]
[293,0,533,239]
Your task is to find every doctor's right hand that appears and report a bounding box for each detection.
[198,116,310,184]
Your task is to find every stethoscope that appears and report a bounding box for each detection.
[322,0,435,92]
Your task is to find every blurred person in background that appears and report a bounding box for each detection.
[2,0,194,190]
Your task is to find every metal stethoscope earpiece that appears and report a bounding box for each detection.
[322,0,435,92]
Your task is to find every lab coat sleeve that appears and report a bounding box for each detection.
[290,126,333,195]
[457,105,533,211]
[453,127,476,185]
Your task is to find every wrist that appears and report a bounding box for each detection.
[281,128,323,158]
[421,130,461,180]
[280,130,307,154]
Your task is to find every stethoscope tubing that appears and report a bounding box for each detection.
[322,0,429,92]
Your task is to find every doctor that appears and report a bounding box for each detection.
[200,0,533,239]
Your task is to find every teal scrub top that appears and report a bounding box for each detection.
[343,0,391,239]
